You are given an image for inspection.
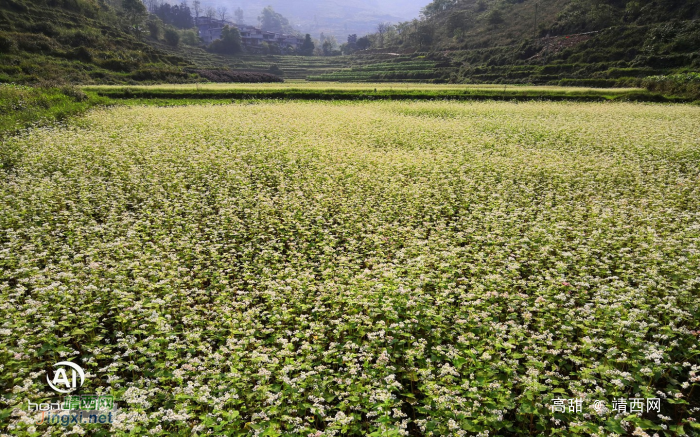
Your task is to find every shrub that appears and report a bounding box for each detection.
[28,22,58,37]
[487,9,504,25]
[642,72,700,99]
[207,26,241,54]
[561,78,621,87]
[100,58,139,72]
[147,18,162,40]
[181,29,199,46]
[68,46,93,62]
[130,68,190,81]
[268,64,284,77]
[60,85,89,102]
[0,33,18,53]
[164,27,180,47]
[193,69,283,83]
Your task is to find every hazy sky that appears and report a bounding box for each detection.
[198,0,428,39]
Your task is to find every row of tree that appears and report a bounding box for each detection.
[120,0,383,56]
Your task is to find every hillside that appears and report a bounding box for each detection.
[0,0,202,84]
[342,0,700,86]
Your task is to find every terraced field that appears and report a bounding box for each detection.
[150,41,353,80]
[308,59,445,82]
[2,99,699,436]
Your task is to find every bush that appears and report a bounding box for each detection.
[147,19,162,40]
[130,69,190,81]
[100,58,139,72]
[268,64,284,77]
[181,30,199,46]
[68,46,93,62]
[487,9,504,25]
[14,33,58,53]
[558,78,620,87]
[60,85,89,102]
[28,22,58,37]
[642,72,700,99]
[0,33,18,53]
[164,27,180,47]
[207,26,241,54]
[193,69,283,83]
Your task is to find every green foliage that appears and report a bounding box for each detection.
[0,0,203,84]
[0,83,106,140]
[0,32,17,53]
[643,72,700,99]
[299,34,315,56]
[357,35,371,50]
[208,25,242,55]
[1,98,699,435]
[122,0,147,30]
[164,26,180,47]
[87,83,666,102]
[268,64,284,77]
[258,6,293,34]
[487,8,505,25]
[357,0,700,85]
[147,16,163,40]
[180,29,199,46]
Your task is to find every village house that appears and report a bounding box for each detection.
[195,17,301,54]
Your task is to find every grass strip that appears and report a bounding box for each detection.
[89,87,687,103]
[0,84,110,139]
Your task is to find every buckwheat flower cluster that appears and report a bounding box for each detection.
[1,100,698,435]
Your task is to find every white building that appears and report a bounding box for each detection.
[196,18,301,53]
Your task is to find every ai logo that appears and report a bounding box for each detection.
[47,362,85,393]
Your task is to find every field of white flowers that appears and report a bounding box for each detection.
[1,100,699,436]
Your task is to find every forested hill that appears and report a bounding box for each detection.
[415,0,700,50]
[361,0,700,85]
[0,0,196,83]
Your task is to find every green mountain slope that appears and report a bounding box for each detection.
[340,0,700,86]
[0,0,198,84]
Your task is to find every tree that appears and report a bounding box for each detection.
[258,6,290,33]
[164,26,180,46]
[181,29,199,45]
[217,6,228,22]
[321,34,337,55]
[376,21,389,47]
[299,33,314,55]
[488,9,504,25]
[122,0,147,32]
[144,0,160,13]
[153,3,193,29]
[209,25,242,54]
[356,35,371,50]
[234,7,244,23]
[205,6,215,19]
[322,40,333,55]
[421,0,459,19]
[192,0,201,18]
[147,16,162,39]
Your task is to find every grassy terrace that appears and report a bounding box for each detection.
[83,82,668,102]
[147,42,355,80]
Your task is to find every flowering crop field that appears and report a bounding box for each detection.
[1,100,699,436]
